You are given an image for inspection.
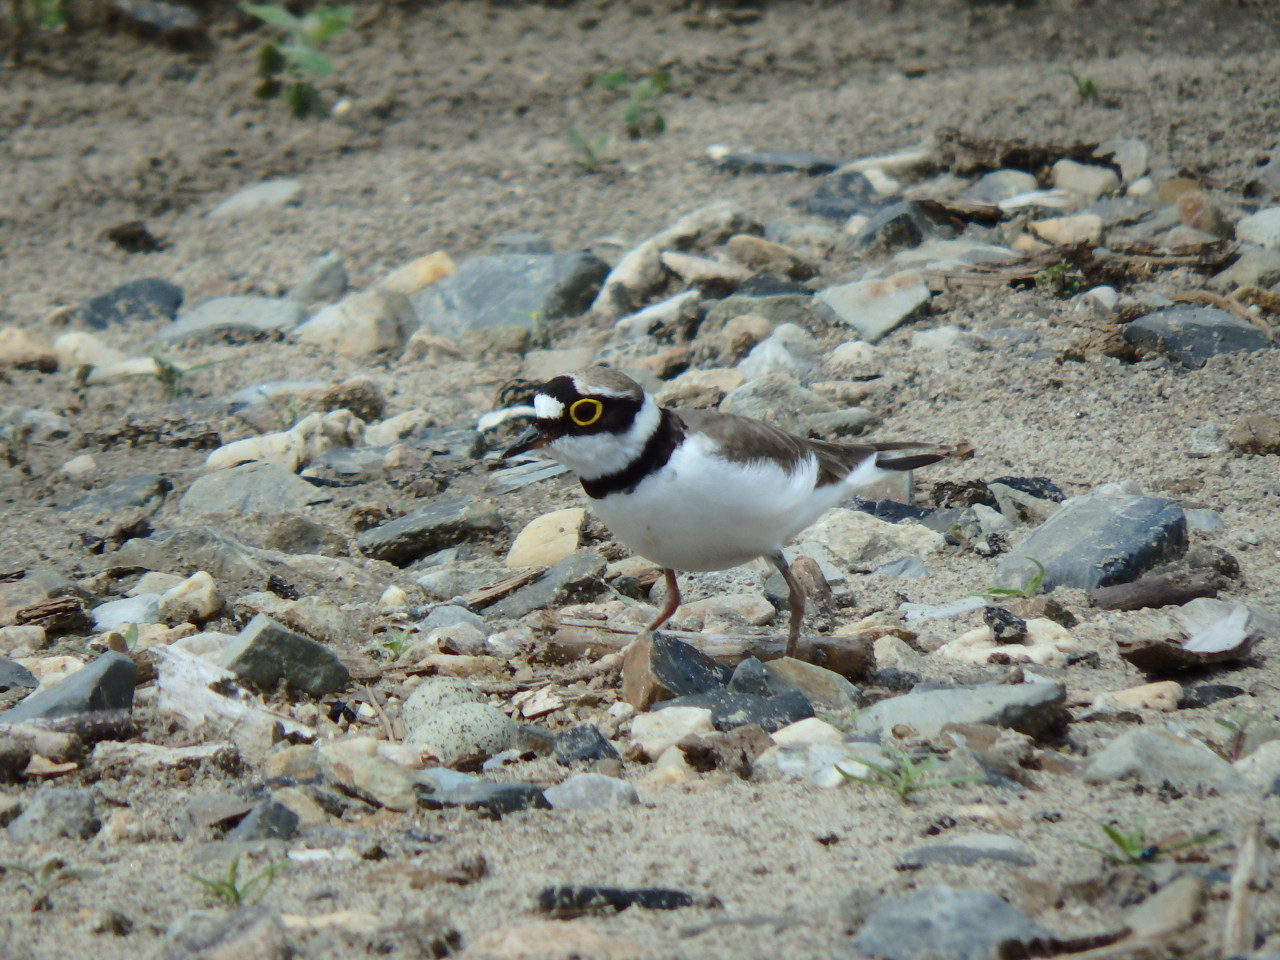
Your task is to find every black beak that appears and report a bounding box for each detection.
[502,423,557,459]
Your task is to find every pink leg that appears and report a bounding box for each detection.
[768,551,806,658]
[644,568,682,635]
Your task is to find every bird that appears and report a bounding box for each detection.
[503,366,972,657]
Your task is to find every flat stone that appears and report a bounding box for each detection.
[488,551,607,619]
[224,799,299,842]
[621,633,733,710]
[160,296,307,343]
[717,149,842,174]
[406,701,516,765]
[1122,305,1275,368]
[654,687,813,734]
[161,904,288,960]
[208,178,303,219]
[853,679,1066,739]
[293,288,418,357]
[317,739,417,811]
[994,491,1187,592]
[1,651,136,723]
[537,885,702,917]
[506,508,586,568]
[1083,727,1251,792]
[356,497,503,566]
[1095,138,1149,183]
[180,462,330,515]
[1178,683,1245,709]
[544,773,639,810]
[413,252,608,339]
[553,724,620,764]
[725,235,817,280]
[850,200,935,252]
[805,508,944,566]
[761,657,866,712]
[1228,413,1280,454]
[1051,159,1120,200]
[1029,214,1103,245]
[0,655,37,694]
[92,594,161,630]
[1235,206,1280,248]
[288,253,348,305]
[815,269,931,342]
[792,171,882,220]
[852,885,1049,960]
[962,169,1039,203]
[720,374,835,434]
[73,278,184,329]
[376,250,456,296]
[7,788,101,842]
[899,832,1037,869]
[421,781,549,818]
[1211,245,1280,291]
[217,614,348,698]
[231,593,362,647]
[629,706,715,760]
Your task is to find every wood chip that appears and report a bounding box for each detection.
[464,568,546,609]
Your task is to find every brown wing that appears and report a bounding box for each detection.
[678,408,973,487]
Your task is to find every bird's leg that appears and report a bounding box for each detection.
[767,551,807,658]
[644,568,682,636]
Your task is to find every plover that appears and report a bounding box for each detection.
[504,367,971,656]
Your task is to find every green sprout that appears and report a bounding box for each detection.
[192,856,280,908]
[1,857,98,911]
[241,2,352,119]
[1044,68,1100,102]
[137,350,226,399]
[565,128,618,173]
[27,0,66,28]
[598,68,672,137]
[974,557,1046,599]
[837,747,981,804]
[370,626,414,661]
[1071,819,1221,866]
[1033,261,1085,297]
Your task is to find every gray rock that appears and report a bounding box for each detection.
[92,594,161,630]
[416,566,504,602]
[1083,728,1252,793]
[419,604,486,634]
[224,799,299,842]
[411,252,608,339]
[761,658,866,712]
[852,885,1049,960]
[702,293,835,335]
[356,497,503,567]
[292,288,418,357]
[815,270,931,342]
[420,780,549,817]
[262,516,347,556]
[720,374,835,434]
[654,688,813,733]
[544,773,639,810]
[898,832,1037,869]
[1235,206,1280,248]
[490,231,554,254]
[853,679,1065,739]
[160,296,307,344]
[1210,245,1280,291]
[553,725,620,764]
[2,406,72,442]
[793,171,881,220]
[218,614,349,698]
[66,474,169,514]
[208,178,303,220]
[728,657,771,696]
[962,170,1039,204]
[0,656,37,693]
[1122,305,1275,368]
[179,462,330,516]
[876,556,929,579]
[7,788,101,842]
[488,551,607,619]
[110,0,201,34]
[718,150,842,174]
[73,278,183,329]
[1188,422,1231,457]
[115,526,267,582]
[1,652,136,723]
[288,253,348,305]
[161,904,288,960]
[994,491,1187,592]
[850,200,935,252]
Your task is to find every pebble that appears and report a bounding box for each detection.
[2,651,136,723]
[52,331,126,369]
[1093,680,1182,713]
[6,788,101,842]
[92,593,161,631]
[620,633,733,710]
[719,373,834,434]
[205,410,363,473]
[72,277,184,329]
[629,706,715,761]
[1236,741,1280,792]
[1095,137,1149,183]
[543,773,639,810]
[1227,412,1280,454]
[761,658,865,712]
[1122,305,1275,368]
[376,250,456,296]
[216,614,349,698]
[488,551,607,619]
[1029,214,1103,245]
[356,496,503,566]
[853,678,1066,739]
[737,323,820,381]
[815,269,931,342]
[59,453,97,479]
[422,780,549,817]
[287,252,349,305]
[317,738,417,811]
[180,461,330,515]
[898,832,1037,869]
[293,288,417,357]
[553,724,620,764]
[794,170,881,220]
[770,716,843,746]
[158,571,224,624]
[804,507,944,567]
[1234,206,1280,248]
[506,508,586,568]
[678,593,776,628]
[725,234,817,280]
[406,701,517,765]
[653,687,813,733]
[1211,244,1280,290]
[1051,159,1120,200]
[0,326,56,371]
[160,296,307,343]
[935,617,1081,667]
[163,905,289,960]
[716,148,842,174]
[208,178,303,219]
[225,799,300,843]
[962,169,1038,203]
[852,885,1049,960]
[1083,728,1251,793]
[614,289,702,339]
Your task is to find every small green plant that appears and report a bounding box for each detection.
[192,856,280,908]
[136,350,226,399]
[1071,819,1220,866]
[598,68,672,137]
[1044,68,1099,102]
[1214,707,1264,762]
[837,747,981,804]
[973,557,1046,599]
[565,128,618,173]
[122,622,139,651]
[370,626,414,661]
[1,857,98,911]
[26,0,66,28]
[241,2,352,119]
[1033,261,1085,297]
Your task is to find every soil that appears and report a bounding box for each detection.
[2,1,1280,958]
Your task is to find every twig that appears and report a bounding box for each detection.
[1221,819,1267,958]
[358,683,397,743]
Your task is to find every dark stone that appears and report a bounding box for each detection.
[994,492,1187,592]
[653,688,814,733]
[717,150,842,175]
[0,656,37,693]
[1177,684,1246,710]
[727,657,771,696]
[224,799,299,842]
[988,476,1064,501]
[848,497,934,523]
[65,474,170,514]
[851,885,1048,960]
[870,667,922,692]
[898,835,1036,869]
[75,278,183,329]
[621,632,733,709]
[850,200,936,252]
[356,497,503,567]
[7,788,101,842]
[488,551,607,619]
[553,725,620,765]
[1122,305,1275,368]
[420,781,550,819]
[983,607,1027,643]
[676,725,774,778]
[537,885,702,918]
[0,737,32,784]
[220,614,349,697]
[1,652,136,724]
[792,171,882,220]
[411,252,609,340]
[262,516,347,556]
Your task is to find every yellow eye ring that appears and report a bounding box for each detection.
[569,397,604,427]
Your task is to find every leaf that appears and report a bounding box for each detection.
[282,43,332,78]
[649,69,671,92]
[303,5,353,43]
[565,128,590,153]
[257,41,286,76]
[285,82,329,119]
[240,1,297,30]
[597,69,628,90]
[651,113,665,135]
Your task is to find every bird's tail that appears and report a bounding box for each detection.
[873,441,974,472]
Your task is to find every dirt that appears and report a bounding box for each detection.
[2,1,1280,958]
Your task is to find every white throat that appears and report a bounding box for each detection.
[545,394,662,481]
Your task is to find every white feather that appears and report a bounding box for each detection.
[534,395,565,420]
[544,395,661,481]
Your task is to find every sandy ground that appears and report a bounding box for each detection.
[2,1,1280,958]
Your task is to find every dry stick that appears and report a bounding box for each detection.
[358,683,397,743]
[1221,819,1268,958]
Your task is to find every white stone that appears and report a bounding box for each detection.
[771,717,843,746]
[678,594,776,627]
[1235,207,1280,249]
[1029,214,1103,245]
[805,508,945,567]
[158,571,223,624]
[375,251,455,295]
[1050,160,1119,200]
[629,706,714,761]
[934,617,1081,667]
[293,288,417,357]
[208,178,303,219]
[59,454,97,478]
[52,331,125,370]
[827,340,880,370]
[505,508,585,568]
[816,270,931,342]
[205,409,362,472]
[364,410,430,446]
[544,773,640,810]
[92,594,161,631]
[1093,680,1181,713]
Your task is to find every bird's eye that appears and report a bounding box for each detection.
[569,397,604,427]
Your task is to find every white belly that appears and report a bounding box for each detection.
[591,435,847,572]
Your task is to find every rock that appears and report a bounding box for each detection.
[804,508,944,567]
[725,235,817,280]
[262,516,346,556]
[544,773,638,810]
[629,706,715,760]
[1083,728,1251,793]
[488,551,607,618]
[0,326,56,371]
[1095,138,1149,183]
[852,885,1049,960]
[654,688,813,734]
[716,149,842,174]
[205,410,363,473]
[676,725,775,777]
[994,490,1186,592]
[1122,305,1275,368]
[293,288,418,357]
[850,200,935,252]
[506,508,586,568]
[553,725,620,764]
[1235,206,1280,248]
[1236,741,1280,792]
[158,571,224,624]
[180,462,330,515]
[621,633,733,710]
[0,655,37,694]
[815,269,931,342]
[413,252,608,338]
[1117,602,1259,672]
[1177,190,1231,236]
[793,171,881,220]
[1178,683,1245,709]
[232,593,363,647]
[160,296,307,343]
[1228,412,1280,454]
[659,250,752,290]
[288,253,348,305]
[406,702,516,765]
[761,658,865,712]
[208,178,303,219]
[753,739,884,788]
[1211,245,1280,290]
[376,250,456,296]
[115,526,268,583]
[614,290,702,339]
[719,373,834,434]
[317,738,417,811]
[217,614,348,698]
[92,594,161,631]
[876,556,928,579]
[53,331,126,369]
[898,832,1037,869]
[1051,159,1120,200]
[224,799,299,842]
[356,497,503,566]
[161,905,288,960]
[7,788,101,841]
[963,169,1039,203]
[421,780,549,817]
[537,885,704,917]
[934,618,1081,667]
[73,278,183,329]
[678,593,776,628]
[853,679,1065,739]
[1029,214,1103,245]
[1,652,136,723]
[1092,680,1182,713]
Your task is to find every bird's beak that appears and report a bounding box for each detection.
[502,423,555,459]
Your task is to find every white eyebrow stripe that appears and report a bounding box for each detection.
[534,395,565,419]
